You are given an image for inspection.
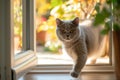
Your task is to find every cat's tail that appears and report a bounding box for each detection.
[101,34,109,57]
[87,34,109,64]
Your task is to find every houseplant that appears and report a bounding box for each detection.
[94,0,120,79]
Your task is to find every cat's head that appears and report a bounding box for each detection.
[56,17,80,42]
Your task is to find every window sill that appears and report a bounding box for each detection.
[23,72,116,80]
[29,65,114,74]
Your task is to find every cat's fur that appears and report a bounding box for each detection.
[56,17,108,78]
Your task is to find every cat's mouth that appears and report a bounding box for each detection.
[66,35,70,40]
[66,37,70,40]
[65,37,72,41]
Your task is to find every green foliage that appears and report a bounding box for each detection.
[94,0,120,34]
[95,3,100,13]
[50,0,63,8]
[100,22,111,35]
[94,13,105,26]
[113,24,120,31]
[94,5,111,26]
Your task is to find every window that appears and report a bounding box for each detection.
[36,0,111,65]
[0,0,114,80]
[34,0,115,75]
[12,0,37,80]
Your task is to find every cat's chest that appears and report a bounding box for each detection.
[65,47,77,61]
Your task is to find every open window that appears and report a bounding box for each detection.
[0,0,114,80]
[12,0,37,80]
[35,0,114,72]
[0,0,37,80]
[36,0,109,64]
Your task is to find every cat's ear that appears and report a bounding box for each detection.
[56,18,63,26]
[72,17,79,26]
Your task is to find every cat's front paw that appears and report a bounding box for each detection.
[70,71,79,78]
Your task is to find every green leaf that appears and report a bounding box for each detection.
[94,13,105,26]
[105,21,111,30]
[100,29,109,35]
[101,7,111,18]
[113,23,120,31]
[95,3,100,12]
[57,6,64,15]
[106,0,112,4]
[94,6,111,26]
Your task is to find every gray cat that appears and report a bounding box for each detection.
[56,17,108,78]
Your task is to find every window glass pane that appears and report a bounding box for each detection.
[14,0,23,55]
[36,0,110,65]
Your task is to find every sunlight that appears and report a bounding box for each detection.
[86,56,109,64]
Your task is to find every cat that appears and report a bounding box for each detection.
[56,17,108,78]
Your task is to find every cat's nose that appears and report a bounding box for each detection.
[66,35,69,37]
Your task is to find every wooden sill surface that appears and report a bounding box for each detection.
[19,72,116,80]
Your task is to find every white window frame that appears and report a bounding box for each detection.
[0,0,37,80]
[30,0,115,74]
[12,0,37,80]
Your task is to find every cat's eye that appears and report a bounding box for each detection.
[70,31,73,33]
[61,30,66,33]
